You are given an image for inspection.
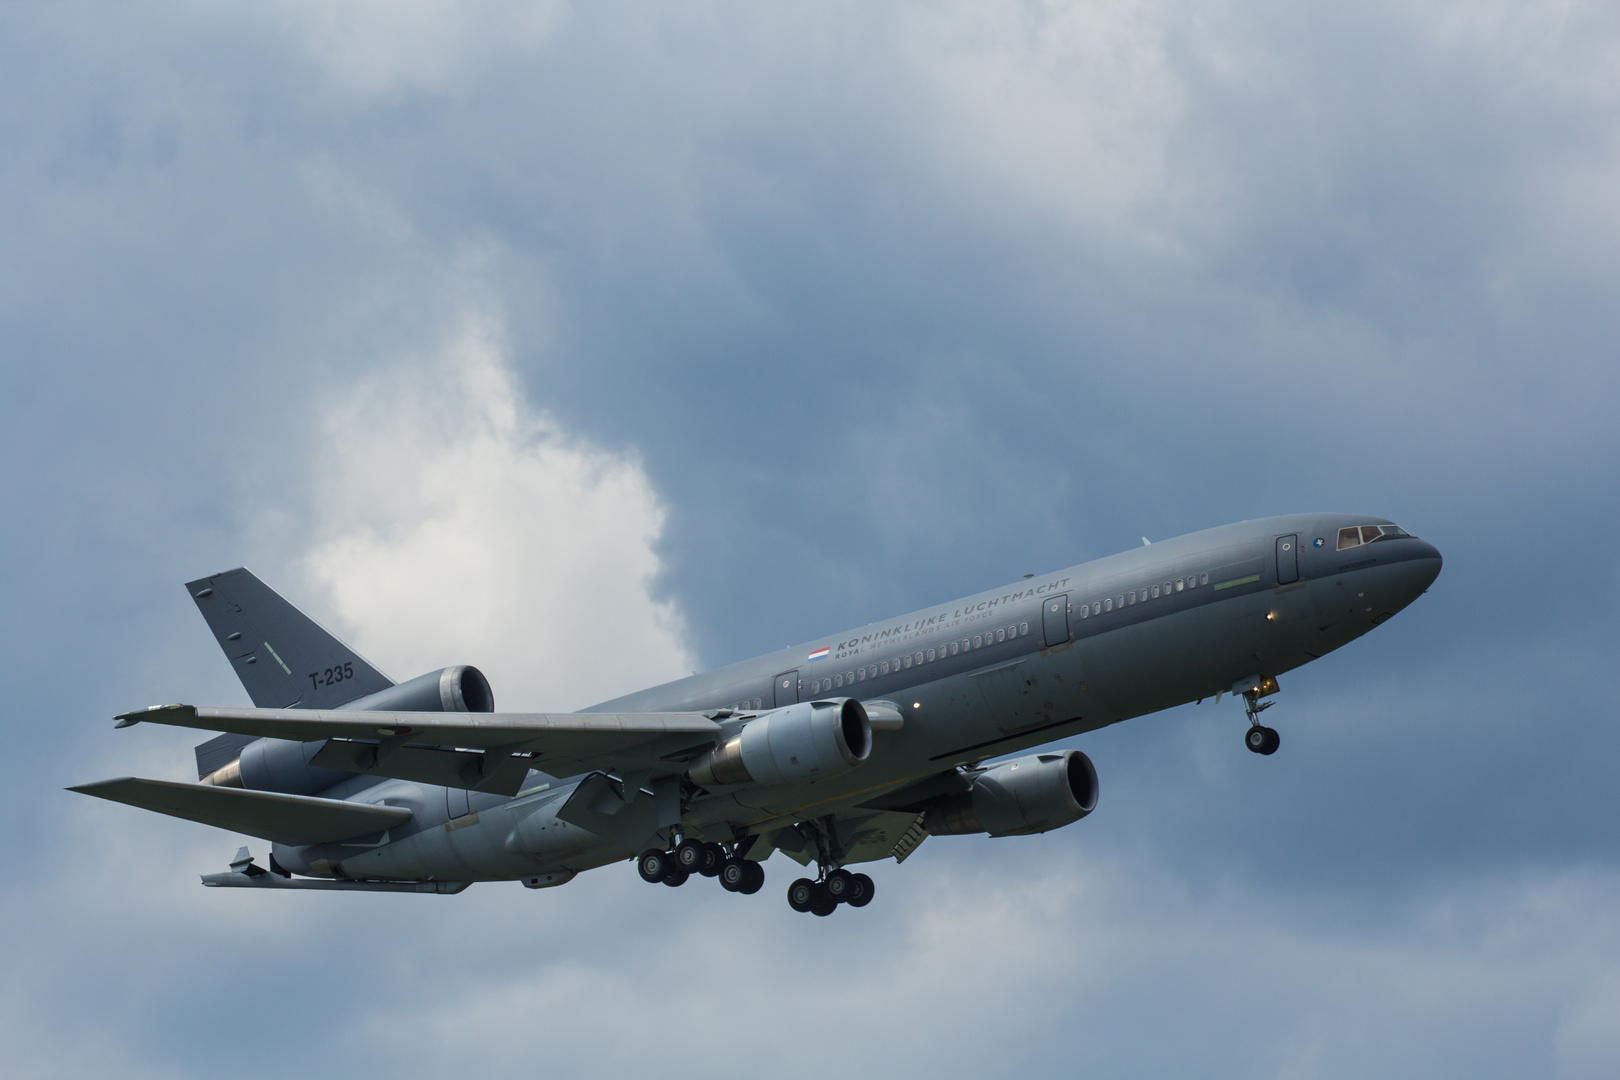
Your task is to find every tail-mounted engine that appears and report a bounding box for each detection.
[338,665,494,714]
[687,699,872,787]
[924,749,1098,837]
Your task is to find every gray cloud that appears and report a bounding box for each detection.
[3,2,1618,1076]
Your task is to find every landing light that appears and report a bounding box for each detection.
[913,702,921,709]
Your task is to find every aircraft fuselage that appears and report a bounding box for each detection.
[287,512,1441,887]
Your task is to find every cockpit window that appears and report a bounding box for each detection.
[1337,524,1414,550]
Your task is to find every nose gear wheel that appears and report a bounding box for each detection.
[1241,684,1281,755]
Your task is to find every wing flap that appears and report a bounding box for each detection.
[69,777,412,845]
[308,740,536,796]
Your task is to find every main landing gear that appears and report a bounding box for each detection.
[637,839,763,894]
[787,868,875,917]
[637,823,878,915]
[1242,684,1281,756]
[782,817,874,916]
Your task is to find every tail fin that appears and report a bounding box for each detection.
[185,568,393,709]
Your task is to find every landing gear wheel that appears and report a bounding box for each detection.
[810,886,837,917]
[719,858,747,892]
[740,861,764,895]
[824,868,855,903]
[1245,725,1280,755]
[788,877,817,912]
[661,868,689,887]
[846,872,875,908]
[637,848,670,883]
[674,839,708,873]
[696,843,724,877]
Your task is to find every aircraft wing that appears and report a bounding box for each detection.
[69,777,412,845]
[114,704,724,794]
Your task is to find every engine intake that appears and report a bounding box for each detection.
[338,665,493,713]
[924,750,1098,837]
[688,699,872,787]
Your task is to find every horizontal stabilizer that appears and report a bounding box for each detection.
[69,777,411,845]
[115,704,723,780]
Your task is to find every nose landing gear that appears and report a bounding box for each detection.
[1235,675,1281,755]
[1244,722,1280,755]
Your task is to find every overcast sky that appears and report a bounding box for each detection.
[3,2,1619,1077]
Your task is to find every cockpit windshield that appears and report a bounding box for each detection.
[1337,524,1412,551]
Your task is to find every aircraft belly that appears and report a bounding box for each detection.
[1082,597,1275,717]
[504,793,617,863]
[336,826,469,881]
[961,647,1090,734]
[324,794,574,882]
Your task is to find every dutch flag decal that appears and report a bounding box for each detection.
[807,646,831,662]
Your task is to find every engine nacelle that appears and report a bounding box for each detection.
[924,750,1098,837]
[687,699,872,787]
[201,666,494,792]
[231,736,353,796]
[338,665,493,713]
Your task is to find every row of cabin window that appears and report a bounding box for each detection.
[1078,571,1211,619]
[806,622,1032,695]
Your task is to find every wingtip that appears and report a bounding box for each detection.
[67,777,136,795]
[114,704,191,727]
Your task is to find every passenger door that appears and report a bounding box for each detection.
[1042,594,1070,648]
[773,670,799,708]
[1276,534,1299,585]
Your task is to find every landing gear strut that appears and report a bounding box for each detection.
[1242,687,1280,756]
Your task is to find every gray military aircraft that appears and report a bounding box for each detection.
[73,513,1439,915]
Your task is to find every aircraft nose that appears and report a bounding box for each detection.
[1394,540,1442,602]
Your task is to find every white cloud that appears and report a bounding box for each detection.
[893,0,1185,250]
[300,305,693,710]
[273,850,1620,1080]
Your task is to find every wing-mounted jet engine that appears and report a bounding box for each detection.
[686,699,872,787]
[922,750,1098,837]
[629,698,876,898]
